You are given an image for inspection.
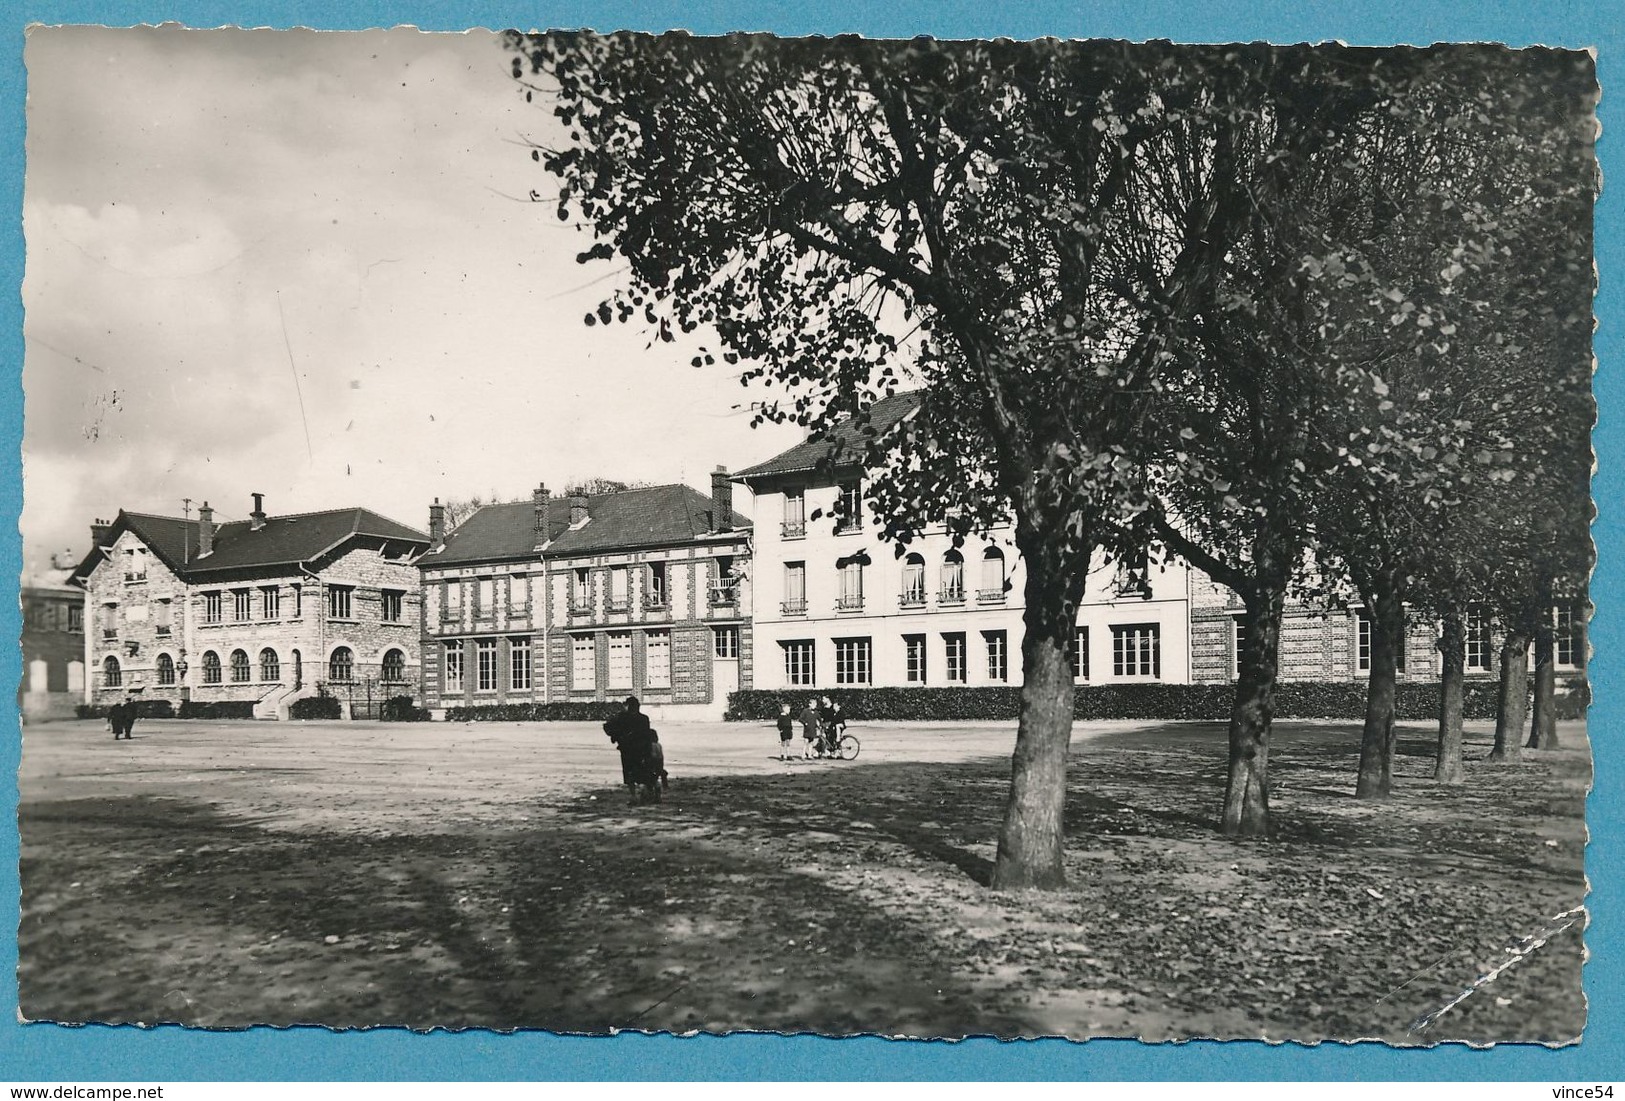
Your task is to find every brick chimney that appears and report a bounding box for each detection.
[428,498,446,551]
[196,502,215,558]
[249,492,267,531]
[711,466,733,533]
[569,494,588,526]
[90,518,112,547]
[532,483,552,549]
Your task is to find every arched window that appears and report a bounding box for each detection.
[260,648,280,683]
[202,651,221,684]
[941,550,965,603]
[156,653,175,686]
[102,655,122,688]
[230,649,251,683]
[979,547,1007,602]
[900,553,926,606]
[329,646,354,683]
[382,648,406,683]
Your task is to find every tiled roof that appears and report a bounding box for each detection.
[72,508,428,583]
[734,390,922,481]
[425,484,751,567]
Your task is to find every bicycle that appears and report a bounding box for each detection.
[815,731,861,761]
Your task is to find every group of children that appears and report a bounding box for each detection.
[603,696,669,804]
[775,696,848,760]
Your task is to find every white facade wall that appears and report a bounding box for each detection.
[743,477,1193,692]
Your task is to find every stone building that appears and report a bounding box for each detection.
[735,393,1196,693]
[21,552,87,722]
[417,474,751,721]
[70,496,429,718]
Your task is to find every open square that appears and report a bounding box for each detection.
[19,717,1587,1041]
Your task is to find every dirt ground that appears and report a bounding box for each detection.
[16,715,1589,1043]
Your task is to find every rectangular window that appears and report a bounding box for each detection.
[291,584,302,618]
[511,574,531,615]
[476,577,495,618]
[155,599,173,637]
[124,546,148,582]
[1112,623,1161,679]
[1070,626,1089,681]
[606,632,633,690]
[476,639,498,692]
[572,568,592,613]
[203,591,222,625]
[443,642,464,693]
[260,586,280,620]
[607,568,629,612]
[782,488,806,538]
[328,585,353,620]
[645,630,671,689]
[783,639,816,686]
[834,637,871,685]
[783,562,807,615]
[233,588,253,622]
[1554,606,1579,668]
[836,479,863,532]
[646,562,668,608]
[837,557,864,611]
[571,634,596,689]
[904,634,927,684]
[713,625,740,659]
[984,630,1008,682]
[943,632,967,683]
[1356,610,1404,673]
[67,604,83,633]
[509,637,532,691]
[445,579,463,618]
[709,556,739,607]
[1466,609,1493,671]
[381,590,404,623]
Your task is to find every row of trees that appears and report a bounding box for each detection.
[507,34,1595,889]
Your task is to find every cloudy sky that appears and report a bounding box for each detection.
[21,25,804,575]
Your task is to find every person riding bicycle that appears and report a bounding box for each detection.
[817,696,847,757]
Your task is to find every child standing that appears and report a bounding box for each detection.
[775,702,795,760]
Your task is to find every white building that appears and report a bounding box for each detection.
[734,393,1195,694]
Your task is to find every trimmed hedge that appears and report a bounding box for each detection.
[290,695,343,721]
[381,695,431,722]
[727,681,1589,723]
[76,700,176,720]
[177,700,256,720]
[446,701,624,723]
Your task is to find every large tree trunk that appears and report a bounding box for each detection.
[1223,587,1284,836]
[1490,631,1530,763]
[1355,588,1405,799]
[1434,611,1466,784]
[992,534,1087,891]
[1527,625,1559,749]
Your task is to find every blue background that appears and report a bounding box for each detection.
[0,0,1617,1082]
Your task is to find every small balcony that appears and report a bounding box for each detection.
[155,625,172,637]
[708,585,740,608]
[781,519,806,539]
[606,599,629,614]
[899,589,927,609]
[568,600,593,617]
[781,598,808,616]
[102,627,118,641]
[939,587,966,606]
[835,594,865,613]
[976,588,1007,605]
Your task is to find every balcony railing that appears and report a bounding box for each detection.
[644,596,669,611]
[708,585,740,607]
[569,601,592,616]
[899,589,927,608]
[155,625,172,636]
[781,519,806,539]
[835,594,865,612]
[606,599,629,613]
[781,598,808,616]
[976,588,1007,604]
[102,627,118,641]
[939,587,966,605]
[123,571,147,583]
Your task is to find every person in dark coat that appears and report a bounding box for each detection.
[603,695,654,802]
[799,698,821,759]
[107,700,126,741]
[119,693,139,740]
[821,697,847,754]
[775,702,795,760]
